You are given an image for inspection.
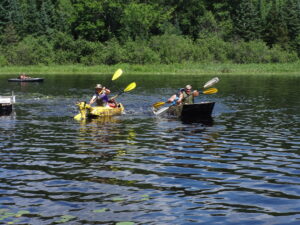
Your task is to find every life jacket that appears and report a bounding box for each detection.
[94,93,109,106]
[182,91,194,104]
[108,99,117,108]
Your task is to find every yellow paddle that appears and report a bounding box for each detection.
[74,113,82,120]
[112,68,123,81]
[110,82,137,100]
[75,69,123,120]
[152,88,218,108]
[202,87,218,94]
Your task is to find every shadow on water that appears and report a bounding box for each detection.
[181,116,214,126]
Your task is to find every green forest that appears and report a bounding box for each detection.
[0,0,299,66]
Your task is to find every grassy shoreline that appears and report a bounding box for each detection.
[0,62,299,76]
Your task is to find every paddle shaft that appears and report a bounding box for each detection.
[152,77,219,109]
[153,88,217,108]
[110,82,136,100]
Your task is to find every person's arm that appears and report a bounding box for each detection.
[193,90,199,97]
[89,95,96,105]
[167,94,177,103]
[102,87,111,95]
[177,92,184,104]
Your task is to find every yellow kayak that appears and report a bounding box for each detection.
[74,101,125,120]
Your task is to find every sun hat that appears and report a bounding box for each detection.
[185,84,192,90]
[95,84,102,89]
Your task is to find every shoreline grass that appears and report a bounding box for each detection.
[0,62,299,76]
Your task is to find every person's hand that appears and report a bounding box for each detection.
[100,87,106,94]
[193,90,199,97]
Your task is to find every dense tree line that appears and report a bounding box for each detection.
[0,0,299,65]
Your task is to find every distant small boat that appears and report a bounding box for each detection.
[8,78,44,82]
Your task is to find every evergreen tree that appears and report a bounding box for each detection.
[6,0,24,34]
[71,0,109,41]
[0,0,10,33]
[209,1,233,38]
[258,0,268,21]
[197,10,218,36]
[54,0,74,33]
[233,0,262,41]
[156,0,207,40]
[39,0,55,35]
[121,2,171,40]
[23,0,42,35]
[263,1,289,47]
[0,23,19,45]
[282,0,300,41]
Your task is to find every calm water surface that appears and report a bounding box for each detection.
[0,74,300,225]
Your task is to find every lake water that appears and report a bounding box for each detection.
[0,73,300,224]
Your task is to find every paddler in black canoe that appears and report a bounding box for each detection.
[168,85,199,105]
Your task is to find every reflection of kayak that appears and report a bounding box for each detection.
[8,78,44,82]
[74,101,124,120]
[153,102,215,122]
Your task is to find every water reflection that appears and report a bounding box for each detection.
[0,74,299,224]
[181,116,214,125]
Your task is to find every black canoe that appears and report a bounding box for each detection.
[8,78,44,82]
[167,102,215,122]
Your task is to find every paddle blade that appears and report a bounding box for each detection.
[112,69,123,81]
[110,82,137,100]
[203,88,218,94]
[124,82,136,92]
[203,77,219,89]
[152,106,169,116]
[74,113,82,120]
[153,101,166,108]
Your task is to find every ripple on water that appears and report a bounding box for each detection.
[1,75,300,224]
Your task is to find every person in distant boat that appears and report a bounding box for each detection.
[89,84,117,107]
[18,73,31,79]
[177,84,199,104]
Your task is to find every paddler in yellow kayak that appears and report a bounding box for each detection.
[89,84,117,108]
